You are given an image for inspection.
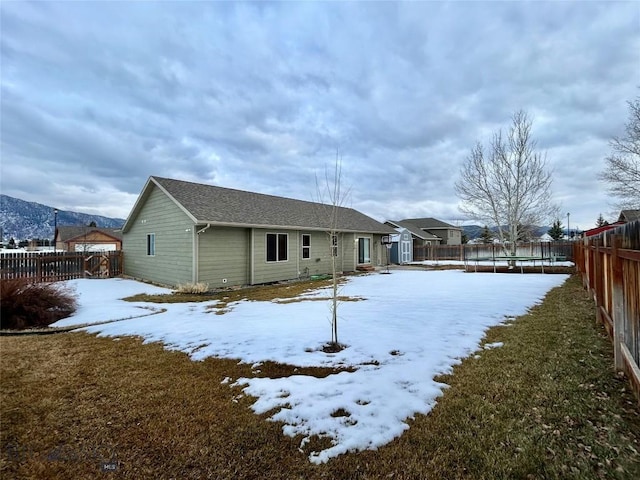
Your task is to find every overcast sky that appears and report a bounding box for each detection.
[1,1,638,231]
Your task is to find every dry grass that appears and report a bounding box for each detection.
[174,282,210,294]
[1,274,639,479]
[126,277,351,314]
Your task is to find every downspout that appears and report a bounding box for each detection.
[197,224,212,235]
[250,228,255,285]
[193,224,211,283]
[296,230,300,279]
[192,227,198,283]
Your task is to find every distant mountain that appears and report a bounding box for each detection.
[462,224,551,240]
[0,194,125,242]
[462,225,485,240]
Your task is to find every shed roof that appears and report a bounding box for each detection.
[124,176,395,235]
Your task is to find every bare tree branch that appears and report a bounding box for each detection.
[455,110,556,256]
[599,97,640,209]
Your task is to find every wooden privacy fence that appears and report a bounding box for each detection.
[574,220,640,403]
[0,251,124,283]
[414,241,574,262]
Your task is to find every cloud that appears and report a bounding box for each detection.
[1,1,638,228]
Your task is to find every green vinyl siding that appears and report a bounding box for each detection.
[197,227,249,288]
[341,233,357,271]
[252,229,298,284]
[299,231,351,277]
[123,185,193,286]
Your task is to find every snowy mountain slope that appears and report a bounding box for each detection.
[0,194,125,242]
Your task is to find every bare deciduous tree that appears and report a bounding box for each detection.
[600,97,640,209]
[455,110,555,258]
[315,154,350,350]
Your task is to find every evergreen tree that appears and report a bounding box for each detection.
[595,213,608,227]
[88,221,97,227]
[548,219,564,240]
[480,225,494,244]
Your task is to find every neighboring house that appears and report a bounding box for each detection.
[55,226,122,252]
[582,209,638,238]
[618,209,640,223]
[122,176,396,288]
[395,217,463,245]
[539,233,554,242]
[385,220,441,248]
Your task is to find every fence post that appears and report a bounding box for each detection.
[593,237,602,326]
[37,254,42,283]
[611,234,625,372]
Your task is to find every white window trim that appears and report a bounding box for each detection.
[301,234,311,259]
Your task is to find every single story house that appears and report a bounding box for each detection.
[55,226,122,252]
[397,217,463,245]
[122,176,396,288]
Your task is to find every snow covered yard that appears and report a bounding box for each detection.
[53,270,568,463]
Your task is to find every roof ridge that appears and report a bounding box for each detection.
[152,176,332,208]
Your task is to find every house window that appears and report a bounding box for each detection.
[331,234,338,257]
[146,233,155,256]
[302,234,311,259]
[266,233,288,262]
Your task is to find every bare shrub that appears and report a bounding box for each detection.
[0,278,78,330]
[174,282,210,294]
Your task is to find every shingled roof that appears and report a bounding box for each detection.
[124,176,394,235]
[400,217,461,230]
[57,226,122,242]
[385,220,441,241]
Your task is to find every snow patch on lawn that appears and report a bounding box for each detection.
[53,271,567,462]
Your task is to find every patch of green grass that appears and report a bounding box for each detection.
[1,274,638,479]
